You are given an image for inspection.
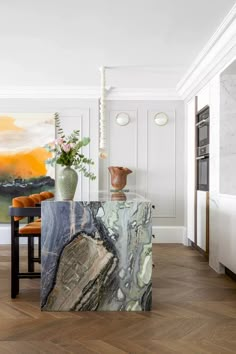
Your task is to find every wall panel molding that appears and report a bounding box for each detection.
[147,110,176,218]
[106,109,138,191]
[100,100,184,229]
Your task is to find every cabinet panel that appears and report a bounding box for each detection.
[186,99,196,242]
[197,191,207,251]
[197,85,210,111]
[218,196,236,273]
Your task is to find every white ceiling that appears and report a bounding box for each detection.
[0,0,235,88]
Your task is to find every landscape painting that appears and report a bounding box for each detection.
[0,113,55,223]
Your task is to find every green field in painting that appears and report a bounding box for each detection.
[0,195,12,223]
[0,185,55,223]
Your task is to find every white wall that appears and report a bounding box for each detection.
[220,73,236,195]
[0,98,99,244]
[0,98,186,245]
[100,100,186,243]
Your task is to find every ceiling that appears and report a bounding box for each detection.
[0,0,235,88]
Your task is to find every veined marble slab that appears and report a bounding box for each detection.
[41,200,152,311]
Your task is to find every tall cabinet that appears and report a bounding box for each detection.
[186,96,210,257]
[195,104,210,256]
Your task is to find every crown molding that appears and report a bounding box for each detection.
[0,86,99,99]
[0,86,181,101]
[176,4,236,100]
[106,88,181,100]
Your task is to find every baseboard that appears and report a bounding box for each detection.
[0,225,38,245]
[152,226,186,244]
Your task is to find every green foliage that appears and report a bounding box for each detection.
[45,113,96,181]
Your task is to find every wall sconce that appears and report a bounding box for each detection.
[154,112,169,126]
[116,112,130,126]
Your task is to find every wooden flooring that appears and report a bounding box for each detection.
[1,244,236,354]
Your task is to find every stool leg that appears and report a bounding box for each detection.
[11,218,19,298]
[27,216,35,272]
[28,237,34,273]
[38,237,41,264]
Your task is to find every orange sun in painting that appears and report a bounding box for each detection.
[0,148,52,178]
[0,116,23,131]
[0,115,53,179]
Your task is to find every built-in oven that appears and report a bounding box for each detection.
[196,106,210,191]
[197,155,209,191]
[196,106,209,147]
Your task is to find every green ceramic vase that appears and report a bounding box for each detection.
[58,166,78,200]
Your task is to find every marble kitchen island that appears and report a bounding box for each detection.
[41,193,152,311]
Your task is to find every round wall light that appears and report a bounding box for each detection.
[154,112,169,126]
[116,112,130,126]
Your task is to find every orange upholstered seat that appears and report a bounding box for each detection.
[40,191,54,199]
[12,196,35,208]
[29,194,44,204]
[19,221,41,235]
[12,196,35,221]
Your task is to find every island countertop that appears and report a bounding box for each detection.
[41,195,152,311]
[50,191,150,202]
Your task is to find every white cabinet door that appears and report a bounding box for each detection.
[197,191,207,251]
[218,196,236,274]
[186,98,196,242]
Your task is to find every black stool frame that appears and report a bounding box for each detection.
[9,206,41,298]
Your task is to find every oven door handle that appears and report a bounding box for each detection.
[196,155,208,160]
[196,118,209,127]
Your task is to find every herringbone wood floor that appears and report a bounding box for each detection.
[1,244,236,354]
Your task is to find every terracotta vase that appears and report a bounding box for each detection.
[111,192,127,201]
[108,166,132,191]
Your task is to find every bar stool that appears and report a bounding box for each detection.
[9,196,41,298]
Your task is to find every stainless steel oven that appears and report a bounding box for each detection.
[196,106,209,147]
[196,106,210,191]
[197,155,209,191]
